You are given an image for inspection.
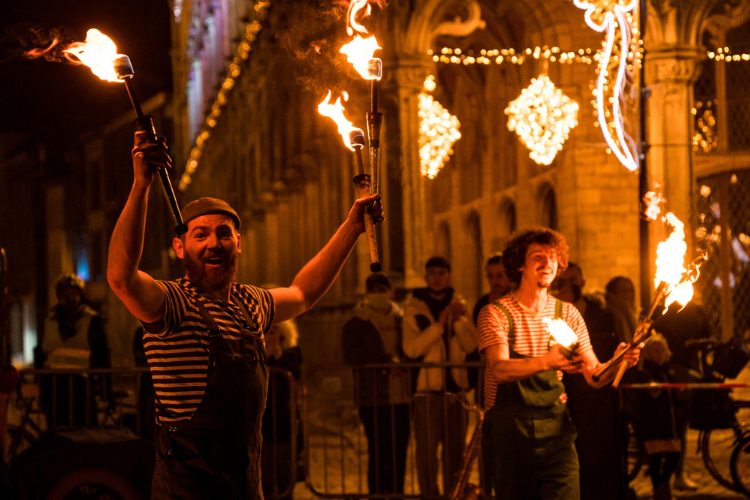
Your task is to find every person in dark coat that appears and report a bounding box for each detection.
[342,274,411,494]
[552,263,626,500]
[633,334,690,500]
[261,319,302,500]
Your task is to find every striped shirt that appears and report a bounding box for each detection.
[477,295,591,410]
[143,278,275,422]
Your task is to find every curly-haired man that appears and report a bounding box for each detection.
[477,227,641,500]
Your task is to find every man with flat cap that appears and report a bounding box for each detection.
[108,131,383,499]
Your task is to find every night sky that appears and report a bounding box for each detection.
[0,0,172,149]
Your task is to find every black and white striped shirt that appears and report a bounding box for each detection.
[143,278,275,422]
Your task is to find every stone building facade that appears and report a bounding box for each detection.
[163,0,750,364]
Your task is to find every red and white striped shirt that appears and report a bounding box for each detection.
[477,295,591,410]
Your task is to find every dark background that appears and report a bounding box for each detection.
[0,0,173,149]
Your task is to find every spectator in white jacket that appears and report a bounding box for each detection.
[403,256,477,497]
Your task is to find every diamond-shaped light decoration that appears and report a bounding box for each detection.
[505,75,579,165]
[419,75,461,179]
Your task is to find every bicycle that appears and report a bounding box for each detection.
[624,338,750,494]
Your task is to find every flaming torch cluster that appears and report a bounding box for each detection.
[28,29,187,235]
[592,192,707,386]
[317,0,384,272]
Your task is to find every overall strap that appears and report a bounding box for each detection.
[230,290,253,328]
[554,298,563,320]
[490,302,515,350]
[193,296,220,332]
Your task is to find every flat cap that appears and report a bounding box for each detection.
[181,197,241,230]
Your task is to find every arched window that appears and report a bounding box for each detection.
[436,221,452,264]
[541,187,558,230]
[466,211,483,301]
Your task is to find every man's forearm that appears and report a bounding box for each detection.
[491,357,549,383]
[289,219,361,312]
[107,183,150,291]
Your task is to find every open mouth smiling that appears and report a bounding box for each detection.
[205,256,224,266]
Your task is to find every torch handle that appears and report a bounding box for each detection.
[592,280,669,383]
[353,174,381,273]
[367,112,383,193]
[132,116,188,236]
[612,362,629,388]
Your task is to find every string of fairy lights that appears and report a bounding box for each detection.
[177,1,271,192]
[176,0,750,182]
[431,45,750,67]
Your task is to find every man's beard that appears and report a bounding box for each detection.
[184,251,238,292]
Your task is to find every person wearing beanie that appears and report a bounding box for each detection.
[107,131,383,499]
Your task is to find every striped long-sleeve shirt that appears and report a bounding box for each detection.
[142,278,275,422]
[477,295,591,410]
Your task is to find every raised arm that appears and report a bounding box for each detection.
[270,195,383,324]
[107,132,170,324]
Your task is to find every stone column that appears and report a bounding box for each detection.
[643,46,703,283]
[380,55,434,289]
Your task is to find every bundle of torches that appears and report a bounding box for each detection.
[27,1,383,265]
[317,0,383,272]
[546,191,708,386]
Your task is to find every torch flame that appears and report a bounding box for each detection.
[317,90,359,150]
[347,0,372,36]
[654,212,705,309]
[340,35,382,80]
[62,29,124,83]
[643,191,666,221]
[543,318,579,351]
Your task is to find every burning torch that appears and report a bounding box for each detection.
[340,0,384,266]
[62,29,187,235]
[318,92,381,272]
[592,256,705,385]
[592,192,707,385]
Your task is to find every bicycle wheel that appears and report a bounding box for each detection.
[731,436,750,498]
[703,427,745,491]
[45,468,140,500]
[703,400,750,492]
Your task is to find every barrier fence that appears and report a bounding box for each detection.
[5,362,749,499]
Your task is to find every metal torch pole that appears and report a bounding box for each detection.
[116,56,187,236]
[592,280,669,384]
[350,130,381,273]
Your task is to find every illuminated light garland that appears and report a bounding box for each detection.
[172,0,184,22]
[433,46,750,66]
[418,75,461,179]
[504,75,579,166]
[707,47,750,61]
[573,0,639,171]
[178,2,271,191]
[692,100,717,153]
[429,46,598,66]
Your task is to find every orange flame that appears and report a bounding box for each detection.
[643,191,666,221]
[340,36,382,80]
[317,90,358,150]
[346,0,371,36]
[652,210,705,309]
[543,318,579,350]
[25,39,60,59]
[341,0,382,80]
[62,29,124,83]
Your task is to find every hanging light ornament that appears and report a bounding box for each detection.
[574,0,639,171]
[505,75,579,166]
[418,75,461,179]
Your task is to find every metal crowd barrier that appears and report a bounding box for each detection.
[300,361,484,499]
